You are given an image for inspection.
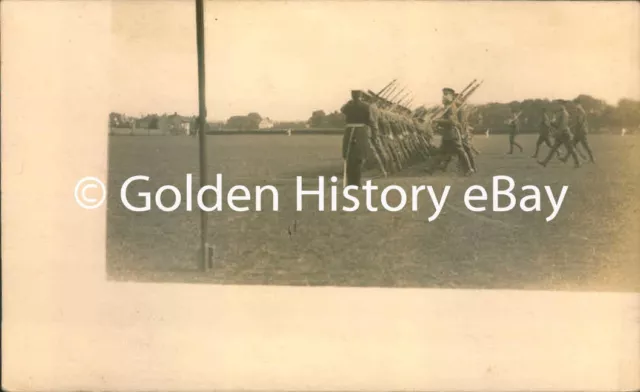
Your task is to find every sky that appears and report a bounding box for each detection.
[111,1,640,121]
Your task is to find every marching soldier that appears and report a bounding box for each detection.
[532,107,560,159]
[506,108,524,154]
[340,90,375,186]
[427,87,473,176]
[458,100,478,172]
[363,94,390,176]
[377,107,400,172]
[562,102,595,164]
[440,94,477,172]
[538,101,581,168]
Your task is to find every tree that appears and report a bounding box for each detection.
[109,112,122,127]
[225,115,251,130]
[615,98,640,129]
[143,114,159,129]
[325,111,346,128]
[309,110,327,128]
[573,94,609,116]
[247,112,262,129]
[475,103,513,133]
[224,113,263,130]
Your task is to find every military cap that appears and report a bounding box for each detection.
[350,90,365,100]
[442,87,456,95]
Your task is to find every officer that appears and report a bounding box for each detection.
[427,87,473,176]
[340,90,375,186]
[439,93,477,172]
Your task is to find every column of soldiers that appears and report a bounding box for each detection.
[340,82,597,187]
[340,89,438,186]
[341,80,486,185]
[536,100,596,168]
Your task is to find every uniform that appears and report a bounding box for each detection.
[441,104,477,172]
[532,112,557,159]
[507,114,524,154]
[341,94,375,186]
[365,102,390,176]
[430,101,472,175]
[563,105,595,163]
[539,106,580,168]
[458,106,477,171]
[378,109,403,172]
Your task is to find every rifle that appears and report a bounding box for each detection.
[389,86,406,103]
[457,79,478,100]
[431,79,483,121]
[376,79,397,97]
[431,79,483,141]
[433,79,478,117]
[506,111,523,125]
[396,92,412,107]
[404,98,414,108]
[382,85,398,100]
[456,80,483,112]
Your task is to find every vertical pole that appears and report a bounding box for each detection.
[195,0,209,271]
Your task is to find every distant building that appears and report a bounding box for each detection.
[136,116,157,129]
[159,113,193,135]
[258,117,274,130]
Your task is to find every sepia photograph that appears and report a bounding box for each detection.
[3,1,640,390]
[107,1,639,291]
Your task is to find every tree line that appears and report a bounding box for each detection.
[109,94,640,133]
[469,95,640,134]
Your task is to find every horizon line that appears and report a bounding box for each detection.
[111,92,638,121]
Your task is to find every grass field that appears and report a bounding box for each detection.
[107,134,640,292]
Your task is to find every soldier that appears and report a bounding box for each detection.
[506,109,524,154]
[562,102,595,164]
[532,107,559,159]
[538,101,580,168]
[340,90,375,186]
[458,101,478,172]
[427,87,473,176]
[465,106,481,155]
[440,94,477,172]
[377,106,402,172]
[362,94,389,176]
